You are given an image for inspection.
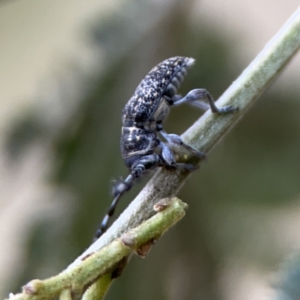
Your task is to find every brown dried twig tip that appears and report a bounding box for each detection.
[153,198,173,212]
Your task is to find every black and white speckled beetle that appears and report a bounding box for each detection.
[95,56,237,239]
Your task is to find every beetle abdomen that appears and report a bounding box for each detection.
[122,56,195,126]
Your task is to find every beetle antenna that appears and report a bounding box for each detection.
[94,174,134,240]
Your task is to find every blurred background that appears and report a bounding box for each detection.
[1,0,300,299]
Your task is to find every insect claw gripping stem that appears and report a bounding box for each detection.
[94,56,238,240]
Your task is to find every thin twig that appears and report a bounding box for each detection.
[82,273,113,300]
[8,198,187,300]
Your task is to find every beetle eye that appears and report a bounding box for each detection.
[135,111,148,123]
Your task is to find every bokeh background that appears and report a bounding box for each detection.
[1,1,300,299]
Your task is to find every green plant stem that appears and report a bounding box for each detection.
[59,290,72,300]
[82,273,113,300]
[8,198,187,300]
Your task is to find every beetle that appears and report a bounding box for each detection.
[95,56,237,239]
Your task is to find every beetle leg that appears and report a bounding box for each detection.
[160,130,205,159]
[159,141,197,170]
[171,89,238,114]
